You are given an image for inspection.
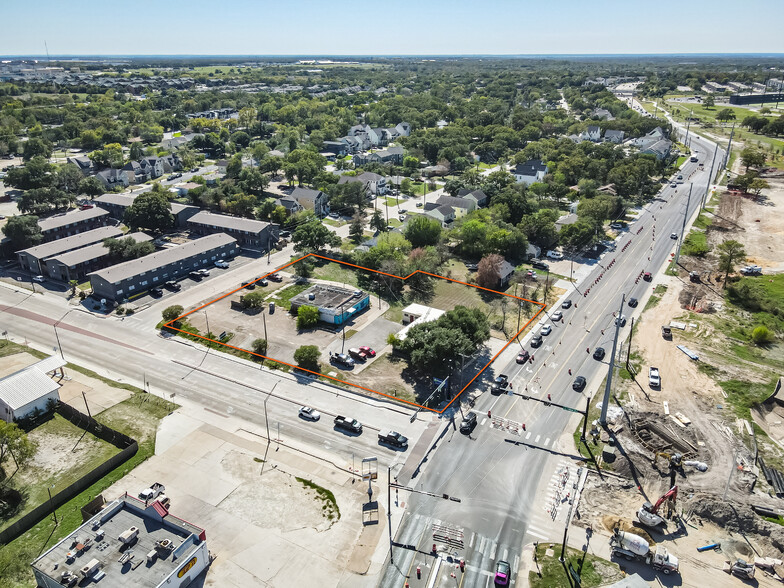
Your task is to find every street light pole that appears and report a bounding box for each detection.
[387,465,394,564]
[47,485,58,525]
[198,309,211,367]
[599,294,625,427]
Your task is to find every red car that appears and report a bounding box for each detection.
[358,346,376,357]
[643,272,652,281]
[516,350,530,363]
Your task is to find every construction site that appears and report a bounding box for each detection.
[569,167,784,587]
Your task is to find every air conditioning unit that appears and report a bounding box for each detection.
[118,526,138,544]
[79,558,101,578]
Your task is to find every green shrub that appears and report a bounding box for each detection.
[297,305,319,330]
[751,325,774,345]
[681,232,710,256]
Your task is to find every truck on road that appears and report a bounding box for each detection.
[138,482,165,502]
[610,529,679,574]
[334,416,363,434]
[378,430,408,449]
[649,367,661,388]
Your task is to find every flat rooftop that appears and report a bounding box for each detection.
[290,284,364,310]
[31,495,205,588]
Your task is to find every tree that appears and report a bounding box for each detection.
[68,279,79,295]
[704,95,715,109]
[404,215,442,248]
[297,305,320,330]
[751,325,774,346]
[22,137,52,161]
[1,215,42,249]
[129,141,144,161]
[294,345,321,371]
[17,187,74,215]
[748,178,770,196]
[716,239,746,287]
[89,143,124,169]
[161,305,184,323]
[349,213,365,243]
[369,210,386,233]
[124,192,174,232]
[226,154,243,179]
[716,108,736,124]
[292,218,341,253]
[5,156,55,190]
[241,291,266,309]
[403,156,420,174]
[400,177,413,196]
[476,253,505,288]
[0,422,37,487]
[251,338,268,358]
[104,236,155,261]
[79,176,104,197]
[740,147,766,172]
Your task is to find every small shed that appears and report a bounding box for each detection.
[0,356,65,422]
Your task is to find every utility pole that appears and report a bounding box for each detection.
[387,465,394,564]
[198,310,211,367]
[702,145,719,209]
[599,294,625,427]
[673,183,693,268]
[723,122,736,170]
[684,108,693,146]
[262,309,268,344]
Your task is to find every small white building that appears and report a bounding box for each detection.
[0,356,65,422]
[399,304,446,340]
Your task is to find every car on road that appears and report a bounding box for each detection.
[348,348,367,362]
[541,325,552,336]
[516,350,530,364]
[530,334,543,348]
[398,215,406,222]
[167,173,183,181]
[643,272,652,281]
[32,275,45,283]
[670,233,678,240]
[628,297,638,308]
[358,345,376,357]
[415,202,423,207]
[572,376,587,391]
[615,315,627,327]
[670,182,677,188]
[495,560,511,585]
[460,412,477,434]
[378,429,408,449]
[214,260,229,268]
[191,167,199,173]
[164,281,181,291]
[149,287,163,297]
[546,250,563,260]
[531,260,549,271]
[677,174,683,180]
[398,209,405,215]
[593,347,605,361]
[331,353,355,367]
[551,310,563,322]
[561,300,572,309]
[334,415,362,433]
[298,406,321,421]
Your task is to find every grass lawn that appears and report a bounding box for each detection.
[267,281,311,310]
[0,387,176,588]
[323,218,344,227]
[383,197,399,207]
[529,543,622,588]
[313,261,359,287]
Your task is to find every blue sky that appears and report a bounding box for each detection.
[2,0,783,56]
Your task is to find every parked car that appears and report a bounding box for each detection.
[628,298,638,308]
[460,412,477,434]
[495,560,511,585]
[643,272,652,281]
[610,222,624,230]
[268,273,283,282]
[241,281,255,290]
[149,287,163,297]
[279,230,291,238]
[358,345,376,357]
[328,212,340,219]
[546,250,563,260]
[298,406,321,421]
[259,278,269,287]
[593,347,606,361]
[561,300,572,309]
[465,262,479,271]
[188,271,203,280]
[214,260,229,269]
[32,275,45,283]
[331,353,355,367]
[516,350,530,364]
[191,167,199,173]
[348,348,367,362]
[531,260,549,270]
[416,202,423,207]
[164,280,181,291]
[671,182,678,188]
[572,376,587,391]
[541,325,552,336]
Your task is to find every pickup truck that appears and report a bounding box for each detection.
[649,367,661,388]
[379,430,408,449]
[334,415,362,434]
[661,325,672,339]
[139,482,165,502]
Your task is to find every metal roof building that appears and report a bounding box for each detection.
[0,355,65,422]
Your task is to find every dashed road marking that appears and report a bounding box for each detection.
[525,432,532,440]
[544,437,550,446]
[535,435,541,443]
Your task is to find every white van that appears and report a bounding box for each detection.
[546,250,563,260]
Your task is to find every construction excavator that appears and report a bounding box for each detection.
[637,486,678,528]
[653,451,683,486]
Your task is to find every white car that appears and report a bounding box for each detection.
[33,275,45,283]
[197,268,210,277]
[551,310,563,322]
[541,325,553,336]
[546,250,563,260]
[298,406,321,421]
[214,260,229,269]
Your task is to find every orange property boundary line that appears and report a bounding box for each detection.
[164,253,546,413]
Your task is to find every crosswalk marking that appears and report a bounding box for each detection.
[535,434,540,443]
[469,532,475,548]
[489,541,497,560]
[544,437,550,446]
[481,418,487,426]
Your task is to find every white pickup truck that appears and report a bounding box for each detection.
[649,367,661,388]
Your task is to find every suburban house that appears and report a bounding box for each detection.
[17,225,123,275]
[38,207,111,242]
[352,146,404,166]
[593,108,614,120]
[513,160,549,185]
[338,172,387,196]
[423,203,455,226]
[94,193,199,228]
[497,260,516,288]
[187,211,278,250]
[0,355,65,423]
[581,125,602,142]
[289,284,370,325]
[160,154,182,173]
[641,139,673,161]
[66,155,94,176]
[603,130,626,144]
[322,141,348,157]
[88,233,238,301]
[122,157,164,184]
[456,188,488,207]
[631,127,668,150]
[337,121,410,154]
[290,186,329,217]
[45,232,153,282]
[274,196,304,216]
[422,164,449,178]
[96,168,129,190]
[435,194,476,218]
[175,182,201,197]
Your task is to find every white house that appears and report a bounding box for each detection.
[0,356,65,422]
[603,130,625,144]
[513,160,549,185]
[581,125,602,142]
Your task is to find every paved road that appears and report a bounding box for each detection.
[378,132,723,588]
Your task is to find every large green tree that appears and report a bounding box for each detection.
[1,215,42,249]
[404,215,442,248]
[123,191,174,232]
[717,239,746,287]
[294,345,321,371]
[104,236,155,261]
[0,422,37,487]
[292,217,341,253]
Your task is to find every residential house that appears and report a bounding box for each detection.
[395,122,411,137]
[45,232,153,282]
[94,193,199,227]
[0,356,64,423]
[376,146,404,165]
[513,160,548,185]
[322,141,347,156]
[457,188,488,208]
[497,260,516,288]
[95,168,129,190]
[89,233,238,301]
[175,182,201,197]
[275,197,304,215]
[422,164,449,178]
[122,157,164,184]
[423,203,455,226]
[435,194,476,218]
[581,125,602,142]
[66,155,94,176]
[338,172,387,196]
[290,187,329,217]
[160,154,182,173]
[37,207,111,242]
[603,130,625,144]
[268,149,285,158]
[631,127,667,150]
[641,139,673,161]
[17,225,123,275]
[187,211,278,250]
[593,108,614,120]
[352,152,381,166]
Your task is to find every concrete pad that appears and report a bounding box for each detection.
[204,559,269,588]
[230,537,291,584]
[155,410,205,455]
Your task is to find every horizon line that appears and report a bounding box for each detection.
[2,52,784,59]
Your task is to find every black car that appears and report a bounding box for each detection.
[460,412,477,434]
[241,281,255,290]
[164,281,181,291]
[572,376,587,391]
[530,334,543,348]
[531,260,549,271]
[280,230,291,238]
[188,271,203,280]
[628,298,638,308]
[561,300,572,309]
[149,287,163,297]
[593,347,605,361]
[331,353,355,367]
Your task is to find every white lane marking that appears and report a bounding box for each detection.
[527,529,549,540]
[535,435,541,443]
[525,432,532,440]
[527,524,549,535]
[513,555,520,571]
[469,532,475,548]
[544,437,550,446]
[502,548,508,562]
[489,541,497,560]
[478,536,487,555]
[481,418,487,426]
